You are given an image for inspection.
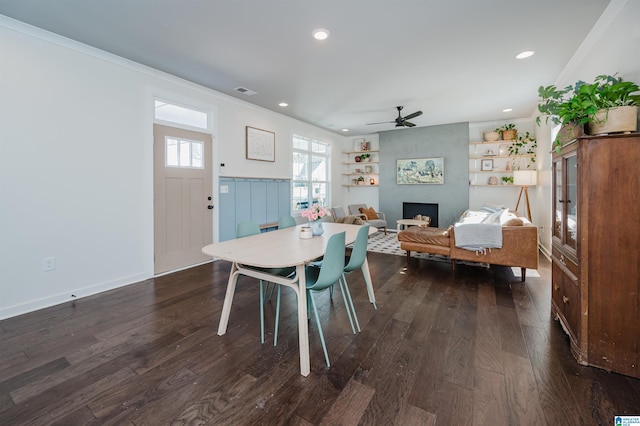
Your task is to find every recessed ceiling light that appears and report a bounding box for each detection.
[503,108,513,112]
[279,102,288,107]
[516,51,534,59]
[312,28,330,41]
[341,128,349,132]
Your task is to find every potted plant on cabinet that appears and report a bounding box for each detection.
[537,74,640,151]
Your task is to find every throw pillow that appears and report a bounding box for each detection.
[359,207,378,220]
[503,218,524,226]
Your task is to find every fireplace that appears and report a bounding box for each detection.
[403,202,438,227]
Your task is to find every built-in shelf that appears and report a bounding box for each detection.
[343,144,379,187]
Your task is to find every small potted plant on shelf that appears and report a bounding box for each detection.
[496,123,517,141]
[537,74,640,151]
[501,176,514,185]
[356,176,365,185]
[359,153,371,162]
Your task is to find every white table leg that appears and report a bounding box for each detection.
[296,264,310,376]
[217,262,240,336]
[361,257,377,308]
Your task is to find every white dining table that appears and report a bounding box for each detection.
[202,222,377,376]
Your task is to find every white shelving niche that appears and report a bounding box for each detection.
[469,140,535,187]
[342,142,379,187]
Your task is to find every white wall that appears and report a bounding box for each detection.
[0,18,344,319]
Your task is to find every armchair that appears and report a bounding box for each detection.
[330,206,366,225]
[348,204,387,234]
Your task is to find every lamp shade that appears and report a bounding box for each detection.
[513,170,537,186]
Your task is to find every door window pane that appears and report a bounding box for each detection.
[166,137,204,169]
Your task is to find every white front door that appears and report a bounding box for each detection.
[154,124,213,274]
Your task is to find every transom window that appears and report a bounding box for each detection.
[165,137,203,169]
[292,135,330,212]
[154,99,208,130]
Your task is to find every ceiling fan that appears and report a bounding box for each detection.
[367,106,423,128]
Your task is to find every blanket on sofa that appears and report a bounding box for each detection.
[453,222,502,252]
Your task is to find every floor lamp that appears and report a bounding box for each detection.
[514,170,537,221]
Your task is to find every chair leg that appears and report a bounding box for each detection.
[274,285,281,346]
[338,276,357,334]
[341,274,361,333]
[268,282,276,301]
[309,292,330,367]
[259,280,265,344]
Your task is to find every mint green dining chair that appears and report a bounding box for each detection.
[235,221,294,345]
[304,231,352,367]
[342,224,376,316]
[278,215,297,228]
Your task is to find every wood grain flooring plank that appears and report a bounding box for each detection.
[0,366,136,426]
[497,305,529,358]
[1,357,69,396]
[395,403,437,425]
[318,379,375,425]
[474,303,504,374]
[9,331,184,405]
[444,302,477,389]
[473,366,510,426]
[408,328,451,413]
[520,324,590,425]
[435,381,473,426]
[502,351,547,425]
[356,318,410,386]
[359,338,423,425]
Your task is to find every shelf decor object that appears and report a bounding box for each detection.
[246,126,275,162]
[514,170,537,221]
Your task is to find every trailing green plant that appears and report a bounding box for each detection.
[507,131,537,168]
[501,176,514,184]
[359,153,371,160]
[536,74,640,151]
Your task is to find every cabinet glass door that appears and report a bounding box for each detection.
[553,158,563,240]
[565,154,577,249]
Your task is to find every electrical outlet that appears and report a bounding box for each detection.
[43,257,56,272]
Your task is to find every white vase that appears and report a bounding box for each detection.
[309,220,324,236]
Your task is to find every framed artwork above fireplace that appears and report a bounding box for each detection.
[397,157,444,184]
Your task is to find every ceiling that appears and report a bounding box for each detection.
[0,0,611,135]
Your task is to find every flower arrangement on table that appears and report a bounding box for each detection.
[301,203,329,236]
[301,203,329,221]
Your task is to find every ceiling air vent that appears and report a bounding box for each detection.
[234,87,257,96]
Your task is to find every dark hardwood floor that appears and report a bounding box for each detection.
[1,250,639,425]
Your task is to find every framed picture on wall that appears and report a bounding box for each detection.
[397,157,444,184]
[481,159,494,171]
[246,126,275,162]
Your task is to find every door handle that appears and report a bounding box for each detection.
[208,205,214,210]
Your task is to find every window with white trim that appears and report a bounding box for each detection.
[292,135,330,212]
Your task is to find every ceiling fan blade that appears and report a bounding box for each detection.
[366,120,395,125]
[403,121,416,127]
[403,111,423,120]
